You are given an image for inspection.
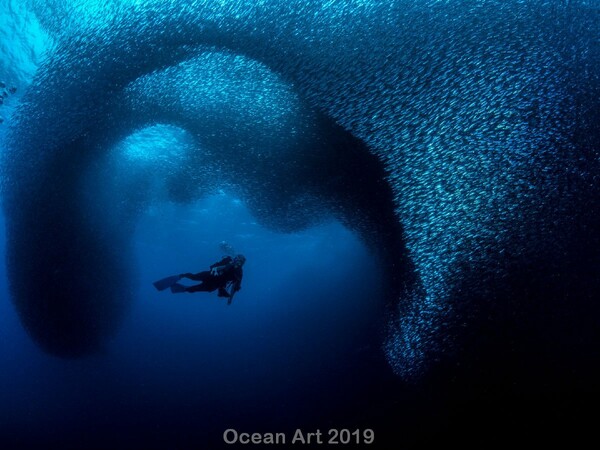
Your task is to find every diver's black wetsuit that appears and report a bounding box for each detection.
[180,256,243,295]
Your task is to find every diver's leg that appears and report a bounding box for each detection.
[187,278,222,293]
[171,273,215,294]
[170,283,187,293]
[181,271,211,281]
[185,283,212,293]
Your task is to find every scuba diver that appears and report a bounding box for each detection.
[153,255,246,305]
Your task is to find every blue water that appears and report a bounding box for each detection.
[0,194,390,446]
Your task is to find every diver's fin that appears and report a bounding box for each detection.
[170,283,187,294]
[153,275,181,291]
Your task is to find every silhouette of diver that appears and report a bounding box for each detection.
[171,254,245,304]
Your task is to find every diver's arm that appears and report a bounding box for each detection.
[210,257,232,270]
[210,257,233,275]
[233,269,243,291]
[227,285,238,305]
[227,275,242,305]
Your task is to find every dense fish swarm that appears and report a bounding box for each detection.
[1,1,599,390]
